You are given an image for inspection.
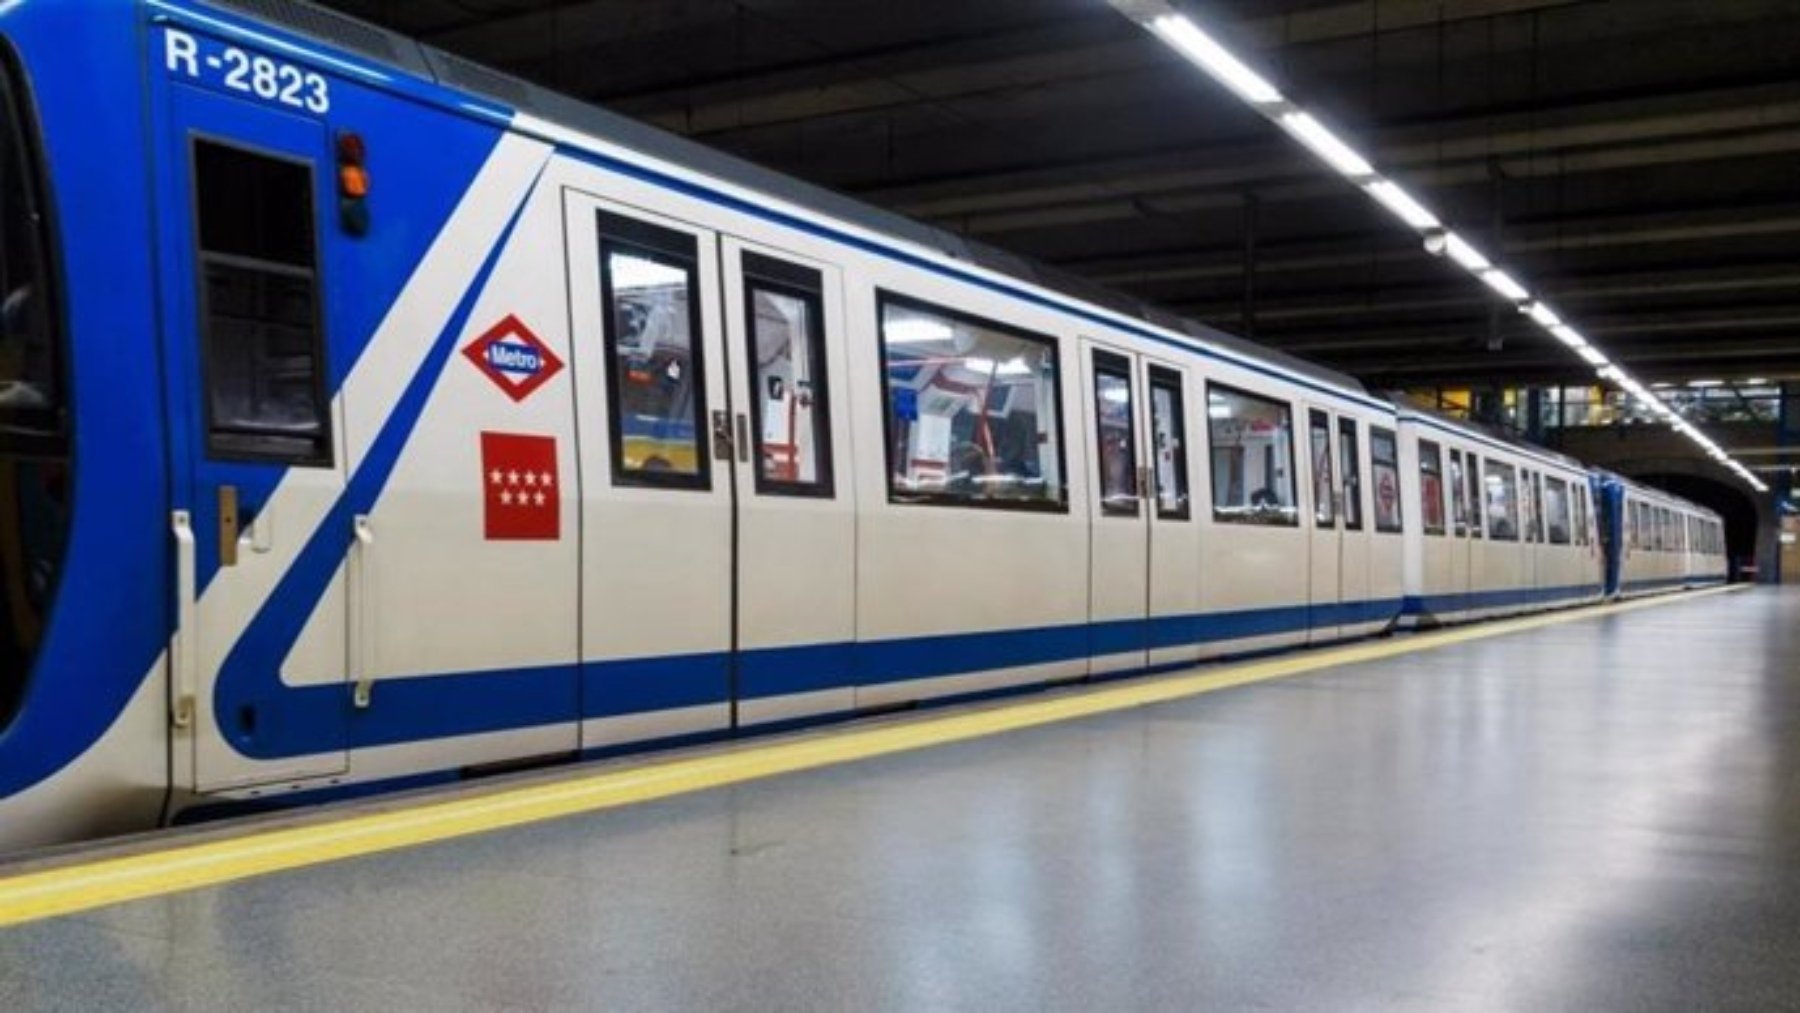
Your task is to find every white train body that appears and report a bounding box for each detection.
[0,0,1730,854]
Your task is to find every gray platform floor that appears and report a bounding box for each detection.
[4,589,1800,1012]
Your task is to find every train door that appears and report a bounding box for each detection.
[1304,408,1342,643]
[564,193,733,747]
[719,237,857,725]
[161,87,350,790]
[1080,340,1149,674]
[1144,362,1200,666]
[1447,447,1472,602]
[1336,417,1373,626]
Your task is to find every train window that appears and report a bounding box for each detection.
[1092,350,1139,517]
[0,42,67,732]
[1448,450,1468,537]
[1369,427,1402,534]
[1466,454,1483,538]
[1545,477,1572,545]
[1309,410,1334,527]
[1484,461,1518,541]
[1572,485,1588,546]
[1418,440,1445,536]
[0,50,60,442]
[598,213,709,489]
[1338,418,1363,531]
[1207,383,1297,526]
[1521,471,1541,543]
[742,253,832,497]
[877,293,1064,510]
[1148,365,1190,520]
[192,141,331,464]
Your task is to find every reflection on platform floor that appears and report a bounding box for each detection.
[3,590,1798,1011]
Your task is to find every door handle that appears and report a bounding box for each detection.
[217,485,239,567]
[171,510,197,730]
[735,412,751,465]
[350,514,375,710]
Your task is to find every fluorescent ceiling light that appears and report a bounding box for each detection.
[1149,15,1283,106]
[1576,346,1608,367]
[1524,302,1561,328]
[1479,269,1530,303]
[1278,111,1374,178]
[1364,180,1440,230]
[1745,377,1768,385]
[1442,233,1491,272]
[1688,379,1723,388]
[1549,325,1587,348]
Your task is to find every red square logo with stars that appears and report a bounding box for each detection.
[481,432,559,540]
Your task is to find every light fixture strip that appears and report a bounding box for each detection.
[1111,0,1769,493]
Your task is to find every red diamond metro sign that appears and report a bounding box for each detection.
[462,314,565,403]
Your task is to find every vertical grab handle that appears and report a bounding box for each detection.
[170,510,198,730]
[350,514,375,709]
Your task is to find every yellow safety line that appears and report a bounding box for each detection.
[0,583,1747,928]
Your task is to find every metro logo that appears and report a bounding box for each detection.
[462,314,564,403]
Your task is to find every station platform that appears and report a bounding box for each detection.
[2,587,1797,1010]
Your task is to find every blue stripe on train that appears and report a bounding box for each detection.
[1404,582,1606,617]
[239,597,1409,756]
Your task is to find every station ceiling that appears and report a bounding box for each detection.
[319,0,1800,390]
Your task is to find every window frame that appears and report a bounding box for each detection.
[1449,448,1468,537]
[1544,475,1572,545]
[1205,380,1299,528]
[1091,349,1140,518]
[1147,364,1191,522]
[874,289,1068,514]
[740,251,834,499]
[597,211,712,492]
[190,135,334,467]
[1369,425,1404,535]
[1418,438,1446,537]
[1466,453,1483,539]
[1309,409,1335,527]
[1484,459,1519,542]
[1338,417,1363,532]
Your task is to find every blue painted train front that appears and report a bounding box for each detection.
[0,0,1729,854]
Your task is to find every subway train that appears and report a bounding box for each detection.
[0,0,1729,854]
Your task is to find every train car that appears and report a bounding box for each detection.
[1395,408,1603,626]
[0,0,1730,855]
[0,0,1420,853]
[1595,474,1727,597]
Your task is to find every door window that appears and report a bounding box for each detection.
[1418,439,1445,536]
[877,293,1065,510]
[1485,461,1518,541]
[1466,454,1483,539]
[1369,427,1402,534]
[192,140,330,464]
[742,252,832,497]
[1147,365,1189,520]
[1545,477,1571,544]
[1309,410,1334,526]
[1449,449,1468,537]
[1338,418,1362,531]
[1091,350,1138,517]
[598,212,708,489]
